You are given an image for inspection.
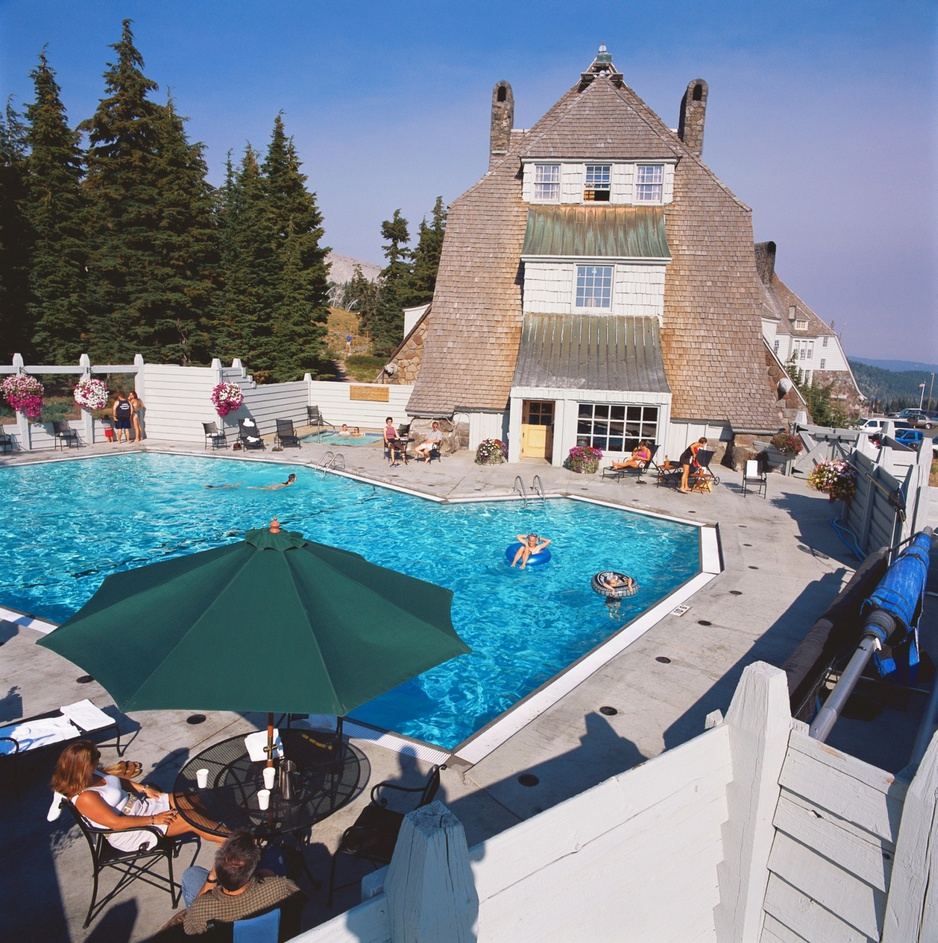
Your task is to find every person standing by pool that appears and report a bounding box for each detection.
[415,421,443,463]
[511,533,551,569]
[128,390,145,442]
[112,391,133,445]
[679,437,708,493]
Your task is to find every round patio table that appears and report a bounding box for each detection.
[173,729,367,838]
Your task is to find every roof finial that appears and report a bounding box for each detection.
[269,517,281,533]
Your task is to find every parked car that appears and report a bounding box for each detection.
[894,428,926,449]
[857,418,910,435]
[906,410,936,429]
[888,408,919,419]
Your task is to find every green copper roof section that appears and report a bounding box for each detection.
[521,206,670,259]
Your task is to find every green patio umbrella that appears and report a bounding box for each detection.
[38,519,470,749]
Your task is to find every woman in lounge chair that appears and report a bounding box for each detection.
[52,740,223,851]
[611,441,651,470]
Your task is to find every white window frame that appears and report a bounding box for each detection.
[574,265,613,310]
[576,402,660,453]
[534,164,560,202]
[584,164,611,202]
[636,164,663,203]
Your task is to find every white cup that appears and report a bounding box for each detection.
[257,789,271,810]
[196,768,209,789]
[263,766,276,790]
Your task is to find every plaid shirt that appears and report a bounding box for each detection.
[184,875,300,935]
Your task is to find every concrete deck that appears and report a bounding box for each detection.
[2,437,936,942]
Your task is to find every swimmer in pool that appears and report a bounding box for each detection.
[248,474,297,491]
[511,533,551,570]
[205,483,242,489]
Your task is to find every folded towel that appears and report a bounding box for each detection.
[0,716,79,755]
[60,699,113,733]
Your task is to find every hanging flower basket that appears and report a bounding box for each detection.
[475,438,507,465]
[770,431,803,456]
[1,374,44,420]
[211,381,244,417]
[73,378,109,412]
[566,445,603,474]
[807,459,857,503]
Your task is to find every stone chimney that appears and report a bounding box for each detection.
[754,241,777,286]
[678,78,708,158]
[490,81,514,169]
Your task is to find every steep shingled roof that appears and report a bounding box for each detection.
[408,66,781,430]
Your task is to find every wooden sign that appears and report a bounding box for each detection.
[350,385,389,402]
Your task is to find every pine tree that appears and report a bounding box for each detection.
[407,195,446,307]
[368,209,412,358]
[81,20,215,364]
[25,49,89,363]
[213,146,278,378]
[0,99,33,360]
[260,114,330,381]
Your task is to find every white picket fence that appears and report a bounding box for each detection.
[296,663,937,943]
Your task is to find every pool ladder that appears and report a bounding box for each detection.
[513,475,546,506]
[315,451,345,474]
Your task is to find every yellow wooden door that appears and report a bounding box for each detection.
[520,401,554,460]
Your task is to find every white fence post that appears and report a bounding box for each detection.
[79,354,94,443]
[882,732,938,942]
[714,662,793,942]
[385,800,478,943]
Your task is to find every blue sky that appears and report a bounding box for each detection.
[2,0,936,362]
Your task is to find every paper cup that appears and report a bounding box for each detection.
[263,766,276,790]
[196,768,209,789]
[257,789,270,811]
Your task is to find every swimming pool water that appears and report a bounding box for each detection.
[301,432,382,447]
[0,454,701,750]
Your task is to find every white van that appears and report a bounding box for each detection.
[857,418,910,435]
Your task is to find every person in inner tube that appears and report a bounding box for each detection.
[601,573,635,593]
[511,533,551,569]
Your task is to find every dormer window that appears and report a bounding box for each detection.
[534,164,560,201]
[793,319,808,331]
[584,164,611,202]
[575,265,613,309]
[636,165,663,203]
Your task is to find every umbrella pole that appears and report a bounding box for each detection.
[267,712,274,767]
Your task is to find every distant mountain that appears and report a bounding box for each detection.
[849,359,938,412]
[326,252,381,284]
[850,357,938,374]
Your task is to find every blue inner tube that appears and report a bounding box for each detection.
[505,543,552,566]
[591,571,637,598]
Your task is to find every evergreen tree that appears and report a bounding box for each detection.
[81,20,214,364]
[0,99,33,360]
[368,209,412,358]
[407,195,446,307]
[213,147,278,377]
[342,264,380,328]
[260,114,330,381]
[25,50,89,363]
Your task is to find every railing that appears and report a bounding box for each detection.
[513,476,528,506]
[531,475,545,499]
[315,452,345,474]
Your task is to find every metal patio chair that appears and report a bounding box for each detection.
[203,421,227,450]
[63,799,182,927]
[238,418,265,450]
[53,421,80,449]
[741,459,767,498]
[274,419,301,449]
[306,406,336,441]
[602,442,658,483]
[328,764,445,905]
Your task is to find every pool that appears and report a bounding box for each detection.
[0,453,704,752]
[302,431,382,447]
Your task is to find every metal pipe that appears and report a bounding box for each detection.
[808,637,881,741]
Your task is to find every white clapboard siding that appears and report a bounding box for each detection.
[306,382,415,431]
[762,874,876,943]
[778,733,905,842]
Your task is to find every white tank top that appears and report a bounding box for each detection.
[79,773,130,828]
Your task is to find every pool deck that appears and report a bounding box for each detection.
[3,437,937,942]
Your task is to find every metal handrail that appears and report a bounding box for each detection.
[513,476,527,506]
[316,451,345,474]
[531,475,545,499]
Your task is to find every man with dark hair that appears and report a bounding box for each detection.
[182,830,303,935]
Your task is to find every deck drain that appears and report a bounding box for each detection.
[518,773,540,787]
[698,620,712,626]
[748,565,759,570]
[743,543,753,547]
[599,705,618,716]
[186,714,207,725]
[76,675,94,684]
[656,656,672,664]
[729,590,743,596]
